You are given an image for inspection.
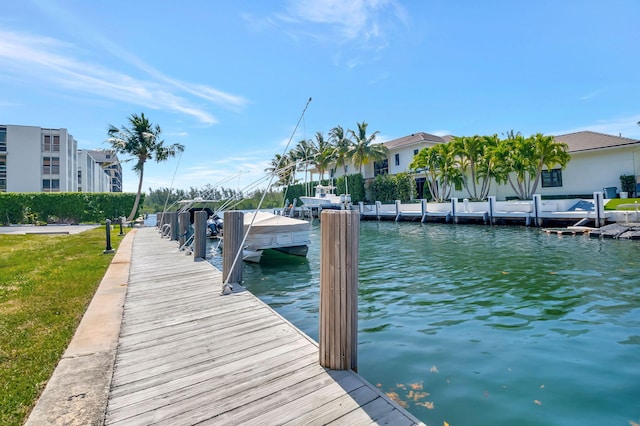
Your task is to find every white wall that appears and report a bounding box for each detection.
[6,125,42,192]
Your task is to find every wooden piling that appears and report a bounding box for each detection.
[178,211,190,248]
[319,209,359,371]
[222,211,243,285]
[194,211,207,259]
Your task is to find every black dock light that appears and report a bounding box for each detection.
[118,216,125,236]
[104,219,115,254]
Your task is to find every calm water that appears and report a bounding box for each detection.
[209,220,640,425]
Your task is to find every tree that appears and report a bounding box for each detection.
[265,153,296,187]
[329,125,354,176]
[349,121,387,174]
[107,113,184,221]
[410,142,462,202]
[311,131,335,181]
[452,134,500,200]
[494,133,570,199]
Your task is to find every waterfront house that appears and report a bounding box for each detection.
[326,130,640,201]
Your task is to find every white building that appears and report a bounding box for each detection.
[325,130,640,201]
[77,149,122,193]
[0,124,122,194]
[0,125,78,192]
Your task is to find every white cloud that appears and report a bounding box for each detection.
[0,29,246,125]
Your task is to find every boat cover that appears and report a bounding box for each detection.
[243,212,310,235]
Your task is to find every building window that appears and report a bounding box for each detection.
[541,168,563,188]
[0,127,6,152]
[43,135,51,151]
[0,154,5,192]
[330,168,335,178]
[53,135,60,152]
[413,149,419,156]
[394,153,400,166]
[374,159,388,176]
[42,157,60,174]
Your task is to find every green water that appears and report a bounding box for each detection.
[236,221,640,425]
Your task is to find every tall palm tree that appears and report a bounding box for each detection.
[107,113,184,220]
[265,153,296,187]
[329,125,353,176]
[311,131,335,181]
[292,138,316,195]
[349,121,387,174]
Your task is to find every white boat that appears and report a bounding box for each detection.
[299,185,351,210]
[223,211,311,263]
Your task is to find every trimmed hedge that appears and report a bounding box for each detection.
[0,192,140,225]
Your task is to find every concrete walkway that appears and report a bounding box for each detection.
[25,229,135,426]
[0,224,100,235]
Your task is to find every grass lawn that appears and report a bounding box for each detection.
[605,197,640,210]
[0,227,127,426]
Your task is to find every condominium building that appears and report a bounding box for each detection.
[0,124,118,193]
[82,149,122,192]
[77,150,111,193]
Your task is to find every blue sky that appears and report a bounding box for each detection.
[2,0,639,193]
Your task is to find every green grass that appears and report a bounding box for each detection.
[0,227,127,426]
[604,197,640,210]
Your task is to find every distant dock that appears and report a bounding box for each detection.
[105,227,423,425]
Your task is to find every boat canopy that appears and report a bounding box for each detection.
[243,211,309,235]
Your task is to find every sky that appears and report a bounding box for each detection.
[2,0,639,193]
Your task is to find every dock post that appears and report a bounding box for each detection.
[533,194,542,227]
[170,212,179,241]
[222,211,243,290]
[178,211,190,248]
[395,200,401,222]
[319,210,359,371]
[375,201,381,220]
[103,219,114,254]
[193,211,207,260]
[421,198,428,223]
[358,201,364,219]
[488,196,496,225]
[451,198,458,223]
[594,191,605,227]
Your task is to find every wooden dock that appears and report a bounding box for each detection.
[105,227,423,425]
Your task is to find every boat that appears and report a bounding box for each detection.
[299,184,351,210]
[221,211,311,263]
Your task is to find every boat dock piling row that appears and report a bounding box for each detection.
[357,191,612,227]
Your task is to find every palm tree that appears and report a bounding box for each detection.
[410,142,462,202]
[291,138,316,195]
[329,125,353,176]
[494,133,570,199]
[311,131,335,181]
[349,121,387,174]
[265,153,296,187]
[453,134,500,200]
[106,113,184,221]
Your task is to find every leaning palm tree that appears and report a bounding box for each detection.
[106,113,185,221]
[349,121,387,174]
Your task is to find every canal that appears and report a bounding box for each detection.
[212,220,640,425]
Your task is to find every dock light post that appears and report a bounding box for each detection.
[319,210,359,371]
[103,219,115,254]
[118,217,125,236]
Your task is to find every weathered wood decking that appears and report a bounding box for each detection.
[105,227,423,425]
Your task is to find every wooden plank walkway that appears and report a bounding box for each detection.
[105,227,424,425]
